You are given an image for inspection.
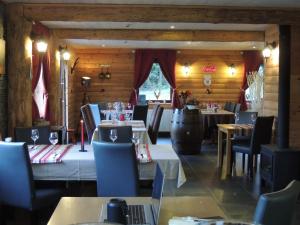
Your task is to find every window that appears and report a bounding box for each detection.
[245,65,264,101]
[139,63,171,101]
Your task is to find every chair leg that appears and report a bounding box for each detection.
[248,154,253,178]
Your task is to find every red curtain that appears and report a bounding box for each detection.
[31,22,51,121]
[129,49,180,108]
[239,51,263,111]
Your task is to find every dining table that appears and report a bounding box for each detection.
[217,123,253,176]
[92,119,149,144]
[31,144,186,188]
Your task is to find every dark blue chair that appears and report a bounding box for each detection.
[253,180,300,225]
[89,103,101,126]
[14,126,51,144]
[232,116,274,177]
[92,142,139,197]
[132,104,149,126]
[0,142,62,224]
[98,126,133,143]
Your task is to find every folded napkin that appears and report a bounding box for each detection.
[136,144,152,163]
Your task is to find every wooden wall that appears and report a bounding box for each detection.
[262,25,279,117]
[176,50,244,104]
[69,48,244,129]
[290,25,300,148]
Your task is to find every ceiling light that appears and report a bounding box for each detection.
[170,25,175,29]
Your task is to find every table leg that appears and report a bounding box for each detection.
[225,131,232,176]
[217,129,223,168]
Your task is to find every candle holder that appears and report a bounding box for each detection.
[79,120,87,152]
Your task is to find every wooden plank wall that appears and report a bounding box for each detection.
[176,50,244,104]
[290,25,300,148]
[69,48,244,128]
[262,25,279,117]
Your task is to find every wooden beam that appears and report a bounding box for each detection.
[53,29,264,42]
[23,4,300,24]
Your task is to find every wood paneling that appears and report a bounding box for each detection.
[23,4,300,24]
[176,50,244,104]
[53,29,264,42]
[6,4,32,136]
[262,25,279,117]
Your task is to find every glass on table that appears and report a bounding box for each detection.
[31,129,39,149]
[49,132,58,145]
[109,129,118,143]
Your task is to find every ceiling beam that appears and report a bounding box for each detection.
[23,4,300,24]
[53,29,264,42]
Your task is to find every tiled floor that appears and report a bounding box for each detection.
[157,137,300,224]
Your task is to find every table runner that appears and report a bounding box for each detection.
[29,144,73,164]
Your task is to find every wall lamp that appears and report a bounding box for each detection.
[98,64,111,80]
[183,63,190,77]
[59,45,71,61]
[262,41,277,60]
[36,39,48,53]
[81,76,91,88]
[229,64,236,76]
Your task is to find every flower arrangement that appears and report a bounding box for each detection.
[179,90,192,100]
[179,90,199,107]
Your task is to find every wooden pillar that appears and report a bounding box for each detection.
[6,4,32,136]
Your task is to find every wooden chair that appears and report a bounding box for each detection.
[148,107,164,144]
[80,104,96,143]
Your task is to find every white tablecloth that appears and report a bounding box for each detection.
[32,144,186,188]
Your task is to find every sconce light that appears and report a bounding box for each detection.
[36,39,48,53]
[262,41,277,60]
[98,65,111,80]
[81,76,91,88]
[183,63,190,77]
[59,45,71,61]
[229,64,236,76]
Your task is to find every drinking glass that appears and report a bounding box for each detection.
[234,112,239,123]
[251,113,257,123]
[109,129,118,143]
[49,132,58,146]
[31,129,39,149]
[131,132,140,145]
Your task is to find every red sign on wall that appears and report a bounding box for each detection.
[202,65,217,73]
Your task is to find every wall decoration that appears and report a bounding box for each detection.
[202,65,217,73]
[203,74,212,94]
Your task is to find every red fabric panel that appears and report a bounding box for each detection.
[239,51,263,111]
[129,49,180,108]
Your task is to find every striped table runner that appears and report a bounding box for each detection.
[29,144,73,164]
[136,144,152,163]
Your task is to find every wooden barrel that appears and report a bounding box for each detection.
[171,108,203,154]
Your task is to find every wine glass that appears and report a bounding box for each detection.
[251,113,257,123]
[131,132,140,145]
[234,112,240,123]
[31,129,39,149]
[109,129,118,143]
[49,132,58,145]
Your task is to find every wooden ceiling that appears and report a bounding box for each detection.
[3,1,300,49]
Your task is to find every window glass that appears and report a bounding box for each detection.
[139,63,171,101]
[245,65,264,101]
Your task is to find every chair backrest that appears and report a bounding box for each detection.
[149,107,164,144]
[228,102,236,112]
[224,102,231,111]
[250,116,274,154]
[235,112,258,124]
[92,141,139,197]
[89,103,101,125]
[14,126,51,144]
[81,104,96,143]
[148,104,160,130]
[98,126,133,143]
[253,180,300,225]
[132,104,149,126]
[234,103,241,113]
[0,142,35,209]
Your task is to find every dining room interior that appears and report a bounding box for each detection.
[0,1,300,225]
